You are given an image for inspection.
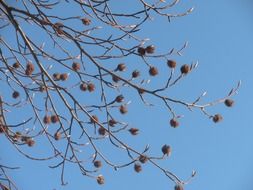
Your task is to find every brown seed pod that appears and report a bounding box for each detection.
[54,132,61,140]
[132,70,140,78]
[119,105,127,114]
[145,45,155,54]
[51,115,59,123]
[170,118,179,128]
[134,163,142,173]
[117,63,126,71]
[138,88,145,94]
[12,91,20,99]
[96,175,105,185]
[72,62,80,71]
[108,119,117,127]
[224,99,234,107]
[174,184,184,190]
[137,47,146,56]
[43,115,51,124]
[139,155,148,164]
[53,73,61,80]
[98,127,106,136]
[25,62,34,75]
[79,83,87,91]
[161,144,171,156]
[81,18,91,25]
[90,115,98,123]
[94,160,102,168]
[115,95,124,103]
[180,64,190,74]
[26,62,34,71]
[112,74,120,83]
[12,62,20,69]
[26,138,35,147]
[167,60,177,68]
[212,114,223,123]
[128,128,139,135]
[60,73,68,81]
[87,83,95,92]
[149,66,158,76]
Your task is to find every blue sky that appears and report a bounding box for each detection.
[1,1,253,190]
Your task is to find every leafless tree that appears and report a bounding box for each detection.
[0,0,239,189]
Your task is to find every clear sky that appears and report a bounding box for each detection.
[1,1,253,190]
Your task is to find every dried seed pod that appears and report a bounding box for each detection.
[53,73,61,80]
[94,160,102,168]
[12,91,20,99]
[119,105,127,114]
[138,88,145,94]
[112,74,120,83]
[108,119,117,127]
[54,132,61,140]
[72,62,80,71]
[117,63,126,71]
[98,127,106,136]
[137,47,146,56]
[139,155,148,164]
[128,128,139,135]
[132,70,140,78]
[26,138,35,147]
[90,115,98,123]
[87,83,95,92]
[96,175,105,185]
[145,45,155,54]
[81,18,91,25]
[51,115,59,123]
[115,95,124,103]
[25,62,34,75]
[212,114,223,123]
[180,64,190,74]
[12,62,20,69]
[174,184,184,190]
[224,99,234,107]
[170,118,179,128]
[161,144,171,156]
[43,115,51,124]
[167,60,177,68]
[149,66,158,76]
[60,73,68,81]
[134,163,142,173]
[79,83,87,91]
